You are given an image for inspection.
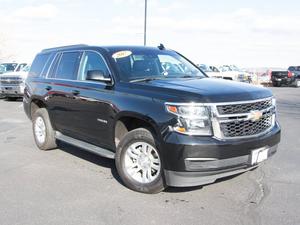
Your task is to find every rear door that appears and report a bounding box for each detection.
[45,51,83,137]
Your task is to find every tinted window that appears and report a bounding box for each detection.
[79,51,110,80]
[288,66,300,72]
[47,53,61,78]
[55,52,81,80]
[15,63,27,72]
[29,54,50,77]
[41,53,55,77]
[5,64,16,72]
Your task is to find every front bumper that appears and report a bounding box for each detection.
[0,85,24,97]
[162,122,281,187]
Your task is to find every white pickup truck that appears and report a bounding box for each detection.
[0,64,30,100]
[218,65,251,82]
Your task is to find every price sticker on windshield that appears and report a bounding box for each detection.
[112,51,132,59]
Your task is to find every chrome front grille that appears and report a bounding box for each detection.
[220,112,273,137]
[211,97,276,139]
[217,99,272,115]
[0,77,23,85]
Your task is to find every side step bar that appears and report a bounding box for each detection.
[55,132,115,159]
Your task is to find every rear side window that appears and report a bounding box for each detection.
[29,53,50,77]
[55,52,81,80]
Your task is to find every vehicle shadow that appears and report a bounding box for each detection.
[165,173,242,193]
[56,141,123,184]
[3,97,23,102]
[56,141,246,193]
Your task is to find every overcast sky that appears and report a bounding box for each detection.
[0,0,299,68]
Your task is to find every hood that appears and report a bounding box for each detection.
[126,78,272,103]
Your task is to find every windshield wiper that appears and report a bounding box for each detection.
[177,75,203,79]
[130,77,164,83]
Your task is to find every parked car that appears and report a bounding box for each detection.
[0,65,30,100]
[271,66,300,87]
[197,64,222,78]
[24,45,281,193]
[218,65,251,82]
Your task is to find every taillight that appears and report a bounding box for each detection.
[288,71,293,78]
[268,69,272,78]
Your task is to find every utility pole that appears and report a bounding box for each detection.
[144,0,147,46]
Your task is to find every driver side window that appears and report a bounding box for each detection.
[79,51,110,81]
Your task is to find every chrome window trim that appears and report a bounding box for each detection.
[44,49,114,86]
[41,77,109,87]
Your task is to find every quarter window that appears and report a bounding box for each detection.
[79,51,110,80]
[29,54,50,77]
[55,52,81,80]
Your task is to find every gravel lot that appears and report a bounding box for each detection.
[0,87,299,225]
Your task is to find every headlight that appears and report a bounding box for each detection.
[166,103,212,136]
[272,98,276,106]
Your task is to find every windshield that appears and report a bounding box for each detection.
[110,49,205,82]
[198,64,212,72]
[0,65,4,73]
[0,63,17,73]
[22,65,31,72]
[219,65,232,72]
[210,66,220,72]
[229,65,242,72]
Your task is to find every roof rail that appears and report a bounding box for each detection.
[41,44,88,52]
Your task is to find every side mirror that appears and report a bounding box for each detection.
[86,70,112,83]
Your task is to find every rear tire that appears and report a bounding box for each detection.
[295,79,300,88]
[115,128,166,193]
[272,81,281,87]
[32,108,57,150]
[6,97,18,101]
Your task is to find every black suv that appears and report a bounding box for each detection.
[24,45,281,193]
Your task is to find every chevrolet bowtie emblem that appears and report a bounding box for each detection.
[248,110,263,122]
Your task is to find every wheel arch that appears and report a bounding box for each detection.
[113,112,161,149]
[29,98,48,119]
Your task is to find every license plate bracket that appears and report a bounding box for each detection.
[251,147,269,165]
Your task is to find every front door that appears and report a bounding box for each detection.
[63,50,115,149]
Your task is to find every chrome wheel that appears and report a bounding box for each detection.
[34,116,46,144]
[124,142,161,184]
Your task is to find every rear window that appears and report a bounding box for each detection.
[29,53,51,77]
[288,66,300,71]
[55,52,81,80]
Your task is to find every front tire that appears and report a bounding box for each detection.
[115,128,166,193]
[32,108,57,150]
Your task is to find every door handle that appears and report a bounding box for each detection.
[45,86,52,91]
[72,90,80,95]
